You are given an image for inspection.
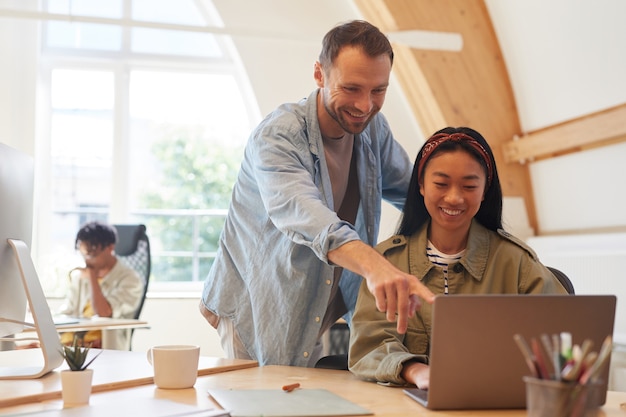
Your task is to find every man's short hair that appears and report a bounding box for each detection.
[318,20,394,70]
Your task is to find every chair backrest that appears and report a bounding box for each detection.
[113,224,151,320]
[315,321,350,370]
[547,266,575,295]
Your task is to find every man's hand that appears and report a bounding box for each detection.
[82,265,113,318]
[362,254,434,334]
[328,240,435,334]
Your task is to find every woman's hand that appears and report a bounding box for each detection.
[401,361,430,390]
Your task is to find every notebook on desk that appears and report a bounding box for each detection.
[52,315,80,326]
[403,294,616,410]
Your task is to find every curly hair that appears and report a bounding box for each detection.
[75,221,118,250]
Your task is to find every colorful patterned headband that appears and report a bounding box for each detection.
[417,132,493,188]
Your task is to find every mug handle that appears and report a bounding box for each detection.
[146,348,153,365]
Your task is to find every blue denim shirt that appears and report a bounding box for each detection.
[200,89,413,366]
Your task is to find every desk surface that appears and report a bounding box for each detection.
[0,349,257,408]
[1,365,625,416]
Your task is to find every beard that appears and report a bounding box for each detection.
[323,101,376,135]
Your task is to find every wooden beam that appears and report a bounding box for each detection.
[392,43,447,136]
[355,0,448,136]
[355,0,538,232]
[503,103,626,163]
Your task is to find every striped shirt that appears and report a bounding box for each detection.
[426,241,465,295]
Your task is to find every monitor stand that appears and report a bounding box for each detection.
[0,239,64,379]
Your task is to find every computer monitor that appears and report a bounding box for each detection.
[0,142,63,379]
[0,143,33,340]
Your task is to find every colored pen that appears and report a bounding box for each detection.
[282,382,301,392]
[552,333,562,371]
[531,337,551,379]
[540,333,558,376]
[560,332,572,362]
[580,335,612,384]
[513,334,539,378]
[561,338,593,381]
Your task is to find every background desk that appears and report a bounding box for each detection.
[13,317,151,351]
[18,317,151,337]
[1,365,625,416]
[0,349,257,408]
[51,317,150,332]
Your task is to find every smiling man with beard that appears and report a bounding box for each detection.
[199,20,435,367]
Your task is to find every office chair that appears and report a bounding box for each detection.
[113,224,151,326]
[547,266,575,295]
[315,321,350,370]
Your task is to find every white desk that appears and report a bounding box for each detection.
[0,349,257,408]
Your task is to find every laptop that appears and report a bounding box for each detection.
[403,294,616,410]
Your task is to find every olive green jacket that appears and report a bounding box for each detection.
[348,220,567,385]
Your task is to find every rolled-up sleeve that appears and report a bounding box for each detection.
[349,280,428,385]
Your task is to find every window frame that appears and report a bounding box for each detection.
[34,9,260,296]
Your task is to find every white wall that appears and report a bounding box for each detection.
[486,0,626,234]
[0,0,38,156]
[530,143,626,232]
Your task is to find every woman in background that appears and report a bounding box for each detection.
[348,127,567,388]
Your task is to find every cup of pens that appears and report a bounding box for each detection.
[514,333,612,417]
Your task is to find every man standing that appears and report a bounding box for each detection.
[200,20,434,366]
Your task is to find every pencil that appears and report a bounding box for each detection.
[282,382,300,392]
[513,334,539,378]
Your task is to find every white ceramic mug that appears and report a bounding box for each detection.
[147,344,200,389]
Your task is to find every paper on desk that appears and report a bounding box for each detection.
[1,398,229,417]
[208,389,372,417]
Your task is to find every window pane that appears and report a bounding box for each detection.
[48,0,122,18]
[128,70,249,282]
[46,21,122,51]
[51,69,114,109]
[131,28,222,57]
[132,0,205,25]
[42,69,114,294]
[37,0,257,290]
[50,69,114,208]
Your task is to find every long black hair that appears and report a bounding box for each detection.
[397,126,503,236]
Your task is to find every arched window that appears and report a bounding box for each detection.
[35,0,259,295]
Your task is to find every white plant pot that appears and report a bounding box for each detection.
[60,369,93,406]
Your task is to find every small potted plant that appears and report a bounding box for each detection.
[59,336,102,406]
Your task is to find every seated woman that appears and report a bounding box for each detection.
[348,127,567,389]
